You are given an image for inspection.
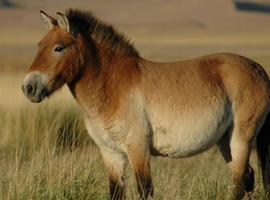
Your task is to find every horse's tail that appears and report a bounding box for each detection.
[257,112,270,194]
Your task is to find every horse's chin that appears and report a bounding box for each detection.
[29,98,44,103]
[28,88,50,103]
[28,95,46,103]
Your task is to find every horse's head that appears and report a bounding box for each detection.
[22,11,87,103]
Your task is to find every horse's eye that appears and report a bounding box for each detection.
[54,46,65,52]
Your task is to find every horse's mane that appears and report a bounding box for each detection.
[66,9,139,57]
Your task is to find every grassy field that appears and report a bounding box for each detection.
[2,0,270,199]
[0,95,266,200]
[0,59,269,200]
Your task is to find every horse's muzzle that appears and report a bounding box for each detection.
[22,72,49,103]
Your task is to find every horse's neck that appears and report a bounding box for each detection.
[68,48,141,114]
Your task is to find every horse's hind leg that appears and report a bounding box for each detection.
[230,130,254,200]
[244,165,254,193]
[218,125,255,199]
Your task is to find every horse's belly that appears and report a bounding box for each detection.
[150,104,232,158]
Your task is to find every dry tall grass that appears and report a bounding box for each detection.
[1,34,270,198]
[0,50,270,200]
[0,72,267,200]
[2,1,270,197]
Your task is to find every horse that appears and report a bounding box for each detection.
[21,9,270,200]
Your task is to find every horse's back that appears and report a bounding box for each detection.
[139,53,270,157]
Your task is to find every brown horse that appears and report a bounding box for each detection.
[22,9,270,200]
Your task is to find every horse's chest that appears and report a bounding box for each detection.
[84,116,125,153]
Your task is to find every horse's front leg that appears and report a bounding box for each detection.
[126,135,153,200]
[101,150,127,200]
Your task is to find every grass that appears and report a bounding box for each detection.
[1,37,270,200]
[0,52,269,199]
[0,55,269,199]
[2,2,270,198]
[0,104,108,200]
[0,89,267,200]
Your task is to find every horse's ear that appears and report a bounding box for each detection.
[56,12,70,33]
[40,10,56,30]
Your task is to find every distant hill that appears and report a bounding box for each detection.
[2,0,270,60]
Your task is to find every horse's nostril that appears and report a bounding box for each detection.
[26,83,36,96]
[26,84,33,94]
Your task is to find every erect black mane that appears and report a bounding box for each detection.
[66,9,139,57]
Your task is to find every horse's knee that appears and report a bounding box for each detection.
[135,171,154,200]
[109,177,126,200]
[101,151,127,200]
[126,135,153,199]
[130,160,153,199]
[127,153,154,199]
